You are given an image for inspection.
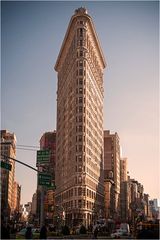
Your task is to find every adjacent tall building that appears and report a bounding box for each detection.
[104,130,121,220]
[12,181,21,214]
[120,158,129,222]
[37,131,56,224]
[1,130,17,222]
[55,7,106,226]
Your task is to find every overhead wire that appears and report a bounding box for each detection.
[16,147,39,152]
[17,144,39,148]
[16,144,40,152]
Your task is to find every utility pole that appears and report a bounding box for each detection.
[40,186,45,228]
[1,154,52,228]
[1,154,39,172]
[36,150,51,228]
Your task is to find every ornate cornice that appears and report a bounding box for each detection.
[54,8,106,72]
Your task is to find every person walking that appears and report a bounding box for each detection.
[39,225,47,239]
[25,226,33,239]
[1,223,10,239]
[93,226,98,239]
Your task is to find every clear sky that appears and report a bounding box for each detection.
[1,1,159,204]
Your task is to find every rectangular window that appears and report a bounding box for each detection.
[79,79,83,85]
[75,188,77,196]
[78,199,82,208]
[78,176,82,183]
[87,189,89,197]
[79,61,83,67]
[79,106,83,112]
[78,155,82,162]
[79,126,82,132]
[78,145,82,151]
[79,69,83,76]
[78,187,82,195]
[79,116,82,122]
[78,165,82,172]
[80,28,83,37]
[80,51,83,57]
[78,135,82,142]
[79,88,83,94]
[83,188,86,196]
[80,40,83,46]
[79,97,83,103]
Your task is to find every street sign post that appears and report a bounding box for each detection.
[47,182,56,190]
[36,150,50,165]
[0,161,12,171]
[38,173,52,187]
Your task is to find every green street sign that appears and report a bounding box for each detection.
[47,182,56,190]
[1,161,12,171]
[38,173,52,187]
[36,150,50,165]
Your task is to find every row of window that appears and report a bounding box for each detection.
[60,187,97,200]
[86,34,103,79]
[76,49,87,58]
[63,199,95,210]
[75,165,83,172]
[86,167,99,180]
[77,27,86,38]
[76,96,85,104]
[76,106,85,113]
[87,67,103,98]
[58,37,77,87]
[86,157,99,172]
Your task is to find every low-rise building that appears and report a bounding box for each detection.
[1,130,17,222]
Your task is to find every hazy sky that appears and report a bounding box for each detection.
[1,1,159,204]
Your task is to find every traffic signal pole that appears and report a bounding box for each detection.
[1,154,39,172]
[1,152,52,228]
[40,186,45,228]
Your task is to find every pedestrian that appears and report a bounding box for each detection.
[6,224,11,239]
[39,225,47,239]
[25,226,33,239]
[1,222,10,239]
[93,226,98,239]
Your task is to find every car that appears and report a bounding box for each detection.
[111,229,124,238]
[16,227,40,239]
[16,228,26,238]
[120,223,130,235]
[32,228,40,233]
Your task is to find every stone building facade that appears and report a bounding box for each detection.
[1,130,17,222]
[104,130,121,220]
[55,8,106,226]
[37,131,56,225]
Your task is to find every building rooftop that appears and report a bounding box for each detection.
[75,7,88,15]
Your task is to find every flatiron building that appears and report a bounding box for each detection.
[55,8,106,226]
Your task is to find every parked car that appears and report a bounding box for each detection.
[111,229,125,238]
[16,228,26,238]
[111,227,130,238]
[32,228,40,233]
[120,223,130,235]
[16,227,40,239]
